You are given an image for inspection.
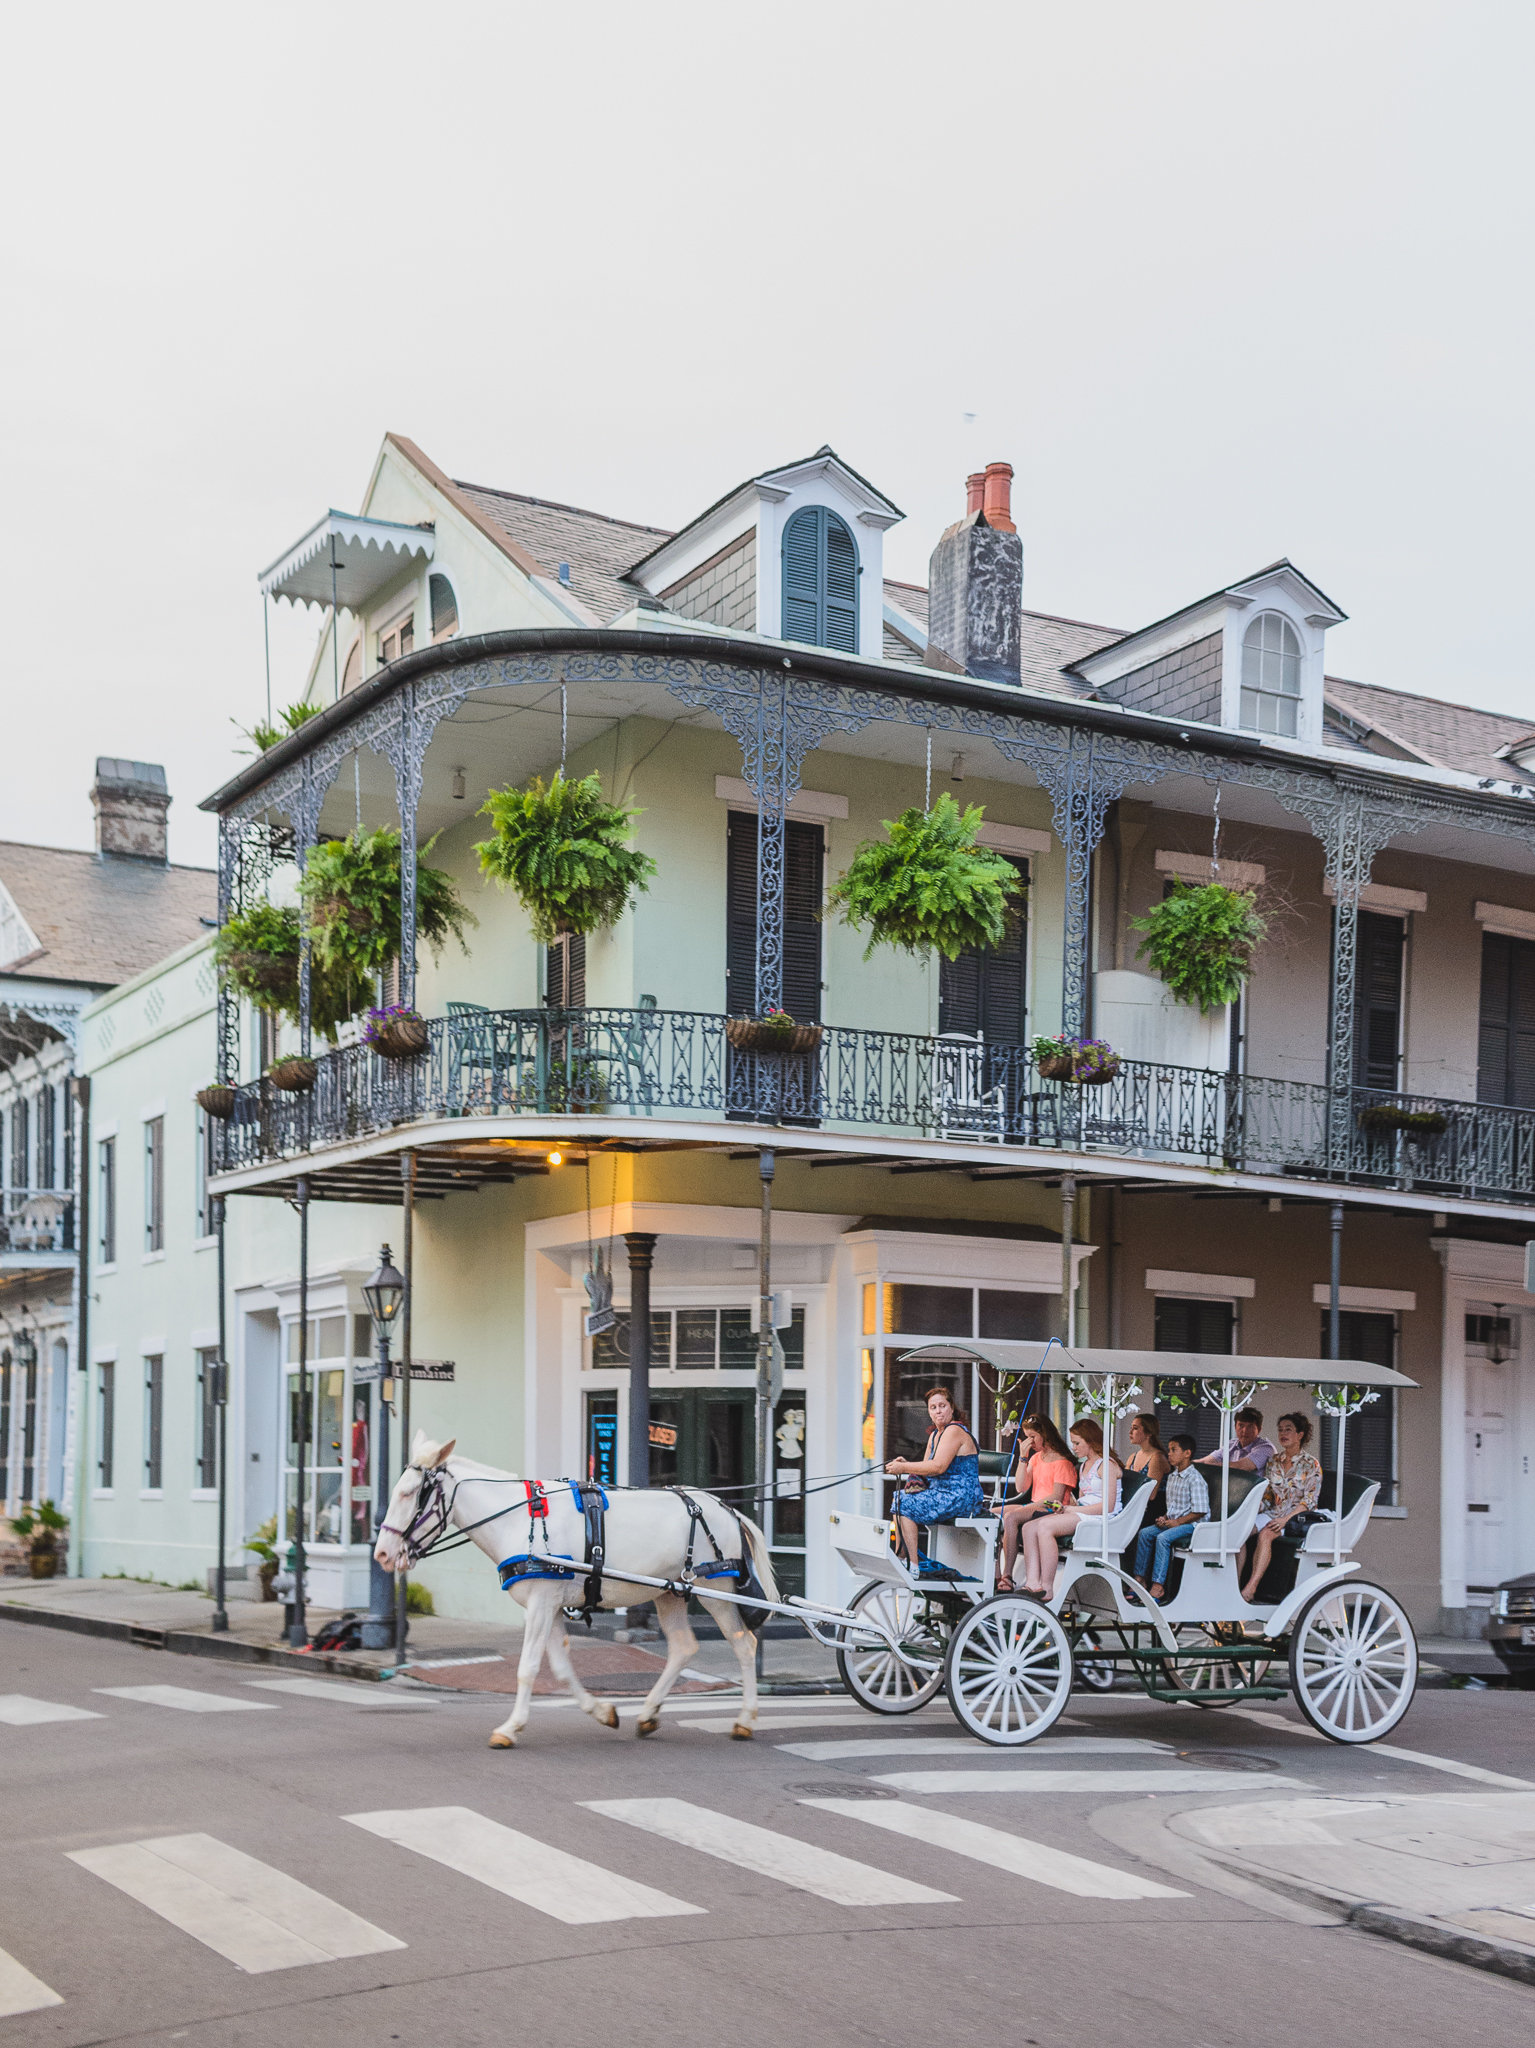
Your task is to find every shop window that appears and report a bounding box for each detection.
[978,1290,1053,1340]
[884,1282,972,1336]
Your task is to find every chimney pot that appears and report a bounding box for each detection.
[965,472,987,518]
[982,461,1016,534]
[92,758,170,863]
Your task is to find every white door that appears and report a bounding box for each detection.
[1465,1350,1512,1590]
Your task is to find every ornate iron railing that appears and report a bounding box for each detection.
[211,1005,1535,1206]
[0,1188,76,1255]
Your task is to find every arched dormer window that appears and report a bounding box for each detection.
[1239,612,1302,736]
[782,506,858,653]
[430,573,458,641]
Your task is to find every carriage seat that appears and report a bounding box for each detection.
[1056,1464,1154,1561]
[1186,1465,1267,1555]
[1279,1471,1379,1555]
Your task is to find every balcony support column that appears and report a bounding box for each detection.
[1321,784,1402,1175]
[624,1232,658,1491]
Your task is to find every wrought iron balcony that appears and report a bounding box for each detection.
[211,1004,1535,1207]
[0,1188,77,1256]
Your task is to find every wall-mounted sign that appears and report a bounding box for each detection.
[353,1360,454,1385]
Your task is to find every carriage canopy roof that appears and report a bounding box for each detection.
[896,1340,1416,1391]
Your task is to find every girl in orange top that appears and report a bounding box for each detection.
[996,1412,1077,1592]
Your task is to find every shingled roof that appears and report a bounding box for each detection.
[451,482,672,626]
[0,843,215,987]
[1323,676,1534,783]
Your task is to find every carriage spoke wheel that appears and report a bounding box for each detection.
[943,1595,1073,1746]
[836,1581,946,1715]
[1168,1623,1272,1705]
[1288,1581,1418,1743]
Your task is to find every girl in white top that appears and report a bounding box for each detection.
[1019,1417,1122,1599]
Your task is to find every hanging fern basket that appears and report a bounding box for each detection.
[475,771,656,944]
[823,795,1024,961]
[1130,879,1268,1014]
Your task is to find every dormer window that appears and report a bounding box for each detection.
[782,506,858,654]
[1240,612,1301,736]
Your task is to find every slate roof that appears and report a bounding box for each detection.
[451,482,673,626]
[1323,676,1534,782]
[0,843,216,987]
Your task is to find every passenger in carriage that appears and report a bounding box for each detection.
[1241,1413,1324,1602]
[885,1386,986,1573]
[1198,1406,1276,1474]
[995,1412,1077,1592]
[1132,1433,1209,1600]
[1124,1413,1170,1522]
[1017,1418,1122,1599]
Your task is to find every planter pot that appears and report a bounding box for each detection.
[29,1546,58,1580]
[268,1057,318,1094]
[1075,1057,1121,1086]
[1357,1106,1448,1137]
[258,1561,279,1602]
[1037,1053,1075,1081]
[224,949,298,997]
[370,1017,429,1060]
[196,1085,237,1119]
[726,1018,825,1056]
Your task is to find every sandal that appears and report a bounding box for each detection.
[995,1575,1015,1593]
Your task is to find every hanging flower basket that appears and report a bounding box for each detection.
[363,1006,430,1060]
[1033,1036,1121,1085]
[1130,880,1268,1014]
[268,1057,318,1093]
[823,794,1025,961]
[475,771,656,942]
[196,1085,237,1119]
[1356,1104,1449,1138]
[726,1012,824,1056]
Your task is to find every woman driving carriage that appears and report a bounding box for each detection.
[996,1412,1077,1592]
[1017,1416,1122,1599]
[884,1385,985,1571]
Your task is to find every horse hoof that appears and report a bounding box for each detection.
[730,1723,755,1741]
[597,1703,619,1729]
[488,1732,516,1749]
[636,1716,660,1737]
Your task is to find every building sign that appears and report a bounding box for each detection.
[648,1422,678,1448]
[353,1359,455,1386]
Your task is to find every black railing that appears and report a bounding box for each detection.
[212,1005,1535,1206]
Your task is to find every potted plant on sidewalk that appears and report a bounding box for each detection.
[1130,878,1268,1014]
[10,1500,67,1579]
[823,794,1024,961]
[244,1516,280,1601]
[474,770,656,943]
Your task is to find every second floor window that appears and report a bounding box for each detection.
[782,506,858,654]
[195,1108,214,1238]
[1239,612,1302,736]
[98,1137,116,1265]
[1478,931,1535,1109]
[9,1098,27,1188]
[144,1117,165,1254]
[725,813,824,1022]
[377,613,414,665]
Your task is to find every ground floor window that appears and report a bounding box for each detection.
[97,1361,115,1488]
[0,1349,10,1501]
[196,1348,219,1489]
[1151,1296,1237,1454]
[142,1356,163,1491]
[1319,1309,1398,1505]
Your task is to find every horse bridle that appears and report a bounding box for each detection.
[380,1462,452,1565]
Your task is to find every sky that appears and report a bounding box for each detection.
[2,2,1531,868]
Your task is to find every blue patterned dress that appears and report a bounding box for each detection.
[899,1426,985,1524]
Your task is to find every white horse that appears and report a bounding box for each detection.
[375,1434,777,1748]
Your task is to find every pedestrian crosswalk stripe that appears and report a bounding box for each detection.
[1227,1711,1535,1789]
[582,1798,958,1908]
[93,1686,277,1715]
[0,1946,63,2017]
[681,1712,944,1733]
[0,1695,104,1726]
[345,1807,705,1925]
[245,1678,428,1707]
[873,1769,1318,1795]
[799,1799,1191,1900]
[67,1834,404,1973]
[778,1736,1172,1761]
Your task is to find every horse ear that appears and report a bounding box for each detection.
[432,1439,456,1467]
[411,1430,433,1463]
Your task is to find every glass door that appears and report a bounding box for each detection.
[283,1315,349,1548]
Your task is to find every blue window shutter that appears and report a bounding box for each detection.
[781,506,859,653]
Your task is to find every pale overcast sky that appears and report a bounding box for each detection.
[2,2,1530,867]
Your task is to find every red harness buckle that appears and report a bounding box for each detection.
[524,1480,549,1522]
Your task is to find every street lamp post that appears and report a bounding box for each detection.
[360,1246,405,1652]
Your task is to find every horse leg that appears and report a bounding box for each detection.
[544,1618,619,1730]
[634,1591,697,1736]
[700,1593,759,1740]
[489,1584,556,1749]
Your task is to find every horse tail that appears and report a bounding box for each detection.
[736,1509,780,1605]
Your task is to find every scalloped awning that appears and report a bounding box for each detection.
[258,511,434,609]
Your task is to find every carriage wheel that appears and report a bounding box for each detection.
[1074,1631,1116,1692]
[1287,1581,1418,1743]
[1168,1623,1272,1705]
[835,1580,946,1715]
[943,1595,1074,1746]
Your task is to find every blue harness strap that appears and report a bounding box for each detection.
[497,1553,577,1590]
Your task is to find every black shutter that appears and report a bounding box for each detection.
[1478,931,1535,1108]
[1352,910,1403,1091]
[1152,1296,1235,1457]
[1318,1310,1396,1502]
[939,857,1027,1039]
[546,932,585,1008]
[725,813,822,1020]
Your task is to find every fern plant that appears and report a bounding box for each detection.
[823,795,1024,961]
[211,901,360,1041]
[232,700,325,756]
[475,771,656,942]
[1131,879,1267,1014]
[301,827,475,989]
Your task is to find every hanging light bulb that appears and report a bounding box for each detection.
[547,1150,563,1167]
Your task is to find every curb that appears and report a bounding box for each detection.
[1346,1901,1535,1987]
[0,1600,391,1683]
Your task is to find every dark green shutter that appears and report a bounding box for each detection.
[939,857,1028,1038]
[1478,931,1535,1108]
[1352,911,1403,1091]
[725,813,823,1019]
[781,507,859,654]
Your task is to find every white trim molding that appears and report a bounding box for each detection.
[1475,899,1535,943]
[714,775,848,821]
[1157,850,1266,890]
[977,822,1052,857]
[1146,1268,1255,1299]
[1310,1283,1416,1312]
[1323,879,1427,915]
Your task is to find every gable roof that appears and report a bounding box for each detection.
[625,445,902,583]
[451,481,671,626]
[1322,676,1535,783]
[0,843,215,987]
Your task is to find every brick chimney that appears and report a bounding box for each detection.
[92,758,170,863]
[924,462,1024,686]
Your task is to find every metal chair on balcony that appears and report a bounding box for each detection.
[447,1000,502,1113]
[582,995,659,1115]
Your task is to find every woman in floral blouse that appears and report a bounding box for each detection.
[1241,1412,1323,1602]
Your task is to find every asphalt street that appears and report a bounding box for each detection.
[1,1623,1531,2048]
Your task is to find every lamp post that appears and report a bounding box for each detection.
[360,1245,405,1651]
